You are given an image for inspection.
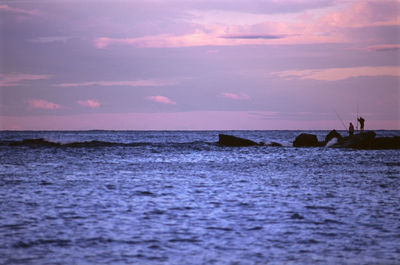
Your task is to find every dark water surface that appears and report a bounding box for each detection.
[1,131,399,264]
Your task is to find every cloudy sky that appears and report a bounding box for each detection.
[0,0,399,130]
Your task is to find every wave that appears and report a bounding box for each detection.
[0,138,217,148]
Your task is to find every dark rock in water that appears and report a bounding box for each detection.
[325,130,342,144]
[334,131,376,149]
[293,133,323,147]
[218,134,260,147]
[327,131,400,149]
[373,136,400,149]
[291,130,399,149]
[268,142,283,147]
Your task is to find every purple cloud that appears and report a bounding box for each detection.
[221,93,250,100]
[147,96,176,105]
[78,99,100,108]
[0,4,37,16]
[220,34,286,40]
[26,99,61,110]
[0,73,51,87]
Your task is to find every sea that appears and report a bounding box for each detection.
[1,130,399,265]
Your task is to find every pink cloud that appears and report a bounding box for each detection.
[94,30,227,49]
[93,1,399,49]
[93,24,290,49]
[0,73,50,87]
[220,33,286,40]
[54,79,179,87]
[316,0,400,29]
[77,99,100,108]
[237,0,399,45]
[273,66,400,81]
[26,99,61,110]
[0,4,37,16]
[93,24,328,49]
[147,96,176,105]
[94,27,295,49]
[221,92,250,100]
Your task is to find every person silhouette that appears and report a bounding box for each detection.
[349,122,354,136]
[357,117,365,132]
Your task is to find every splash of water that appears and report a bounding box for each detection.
[325,137,338,148]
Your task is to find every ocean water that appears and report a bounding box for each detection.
[1,130,399,264]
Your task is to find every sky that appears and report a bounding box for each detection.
[0,0,399,130]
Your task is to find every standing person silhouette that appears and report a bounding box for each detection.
[357,117,365,133]
[349,122,354,136]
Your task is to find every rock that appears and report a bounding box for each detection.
[293,133,323,147]
[333,131,376,149]
[267,142,283,147]
[327,131,400,149]
[218,134,260,147]
[325,130,342,144]
[373,136,400,149]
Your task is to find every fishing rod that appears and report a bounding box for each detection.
[356,101,359,131]
[334,109,347,131]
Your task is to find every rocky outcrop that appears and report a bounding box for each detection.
[334,131,376,149]
[218,131,399,149]
[218,134,260,147]
[291,130,399,149]
[331,131,400,149]
[293,133,324,147]
[373,136,400,149]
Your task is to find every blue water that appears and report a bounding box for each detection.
[1,130,399,264]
